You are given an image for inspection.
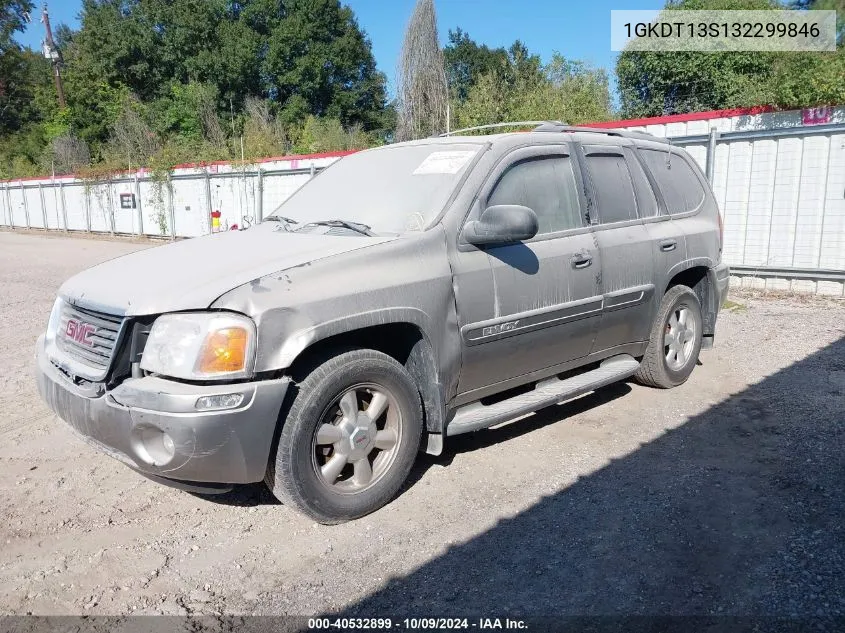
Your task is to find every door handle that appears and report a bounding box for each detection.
[660,239,677,252]
[570,254,592,269]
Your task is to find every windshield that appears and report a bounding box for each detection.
[267,142,482,234]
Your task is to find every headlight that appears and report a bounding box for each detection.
[140,312,256,380]
[45,297,64,347]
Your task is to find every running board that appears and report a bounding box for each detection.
[446,354,640,436]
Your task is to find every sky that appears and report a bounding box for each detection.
[17,0,665,99]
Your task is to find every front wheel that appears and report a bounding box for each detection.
[265,349,422,524]
[634,284,703,389]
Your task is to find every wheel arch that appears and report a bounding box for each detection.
[282,318,447,446]
[664,259,718,339]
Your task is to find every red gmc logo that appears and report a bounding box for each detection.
[65,319,96,347]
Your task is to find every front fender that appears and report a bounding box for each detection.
[209,227,462,401]
[259,307,437,371]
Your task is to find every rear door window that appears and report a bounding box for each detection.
[639,149,705,214]
[583,147,638,224]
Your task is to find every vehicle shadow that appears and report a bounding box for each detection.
[330,336,845,619]
[404,382,633,490]
[189,481,280,508]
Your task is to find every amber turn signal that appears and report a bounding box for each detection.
[196,327,249,374]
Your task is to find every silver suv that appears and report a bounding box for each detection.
[36,124,730,523]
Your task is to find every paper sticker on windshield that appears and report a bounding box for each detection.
[413,150,476,175]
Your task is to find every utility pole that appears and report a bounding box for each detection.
[41,3,66,108]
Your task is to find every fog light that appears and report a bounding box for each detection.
[134,426,176,466]
[195,393,244,411]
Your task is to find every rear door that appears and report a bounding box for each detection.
[638,147,716,270]
[579,144,655,353]
[628,146,688,311]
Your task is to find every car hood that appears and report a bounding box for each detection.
[59,223,397,316]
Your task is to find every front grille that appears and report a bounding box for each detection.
[57,303,124,370]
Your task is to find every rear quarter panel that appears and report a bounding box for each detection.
[672,149,722,271]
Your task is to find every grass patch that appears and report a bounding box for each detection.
[722,299,747,312]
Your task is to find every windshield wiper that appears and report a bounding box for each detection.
[265,215,299,232]
[265,215,299,224]
[303,219,375,236]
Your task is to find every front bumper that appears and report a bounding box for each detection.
[35,335,289,487]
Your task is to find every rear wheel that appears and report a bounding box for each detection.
[634,284,703,389]
[265,349,422,524]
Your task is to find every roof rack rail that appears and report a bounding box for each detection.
[533,123,671,144]
[439,121,565,137]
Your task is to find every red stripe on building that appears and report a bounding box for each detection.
[582,105,777,129]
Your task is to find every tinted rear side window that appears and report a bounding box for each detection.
[488,156,582,234]
[639,149,705,214]
[584,152,638,224]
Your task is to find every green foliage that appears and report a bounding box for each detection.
[264,0,389,130]
[0,2,52,179]
[63,0,388,132]
[153,82,221,144]
[0,0,31,38]
[452,51,613,129]
[443,30,613,129]
[771,0,845,107]
[443,28,509,103]
[290,115,377,154]
[616,0,844,117]
[241,97,289,160]
[62,75,130,150]
[769,51,845,107]
[7,0,840,181]
[0,0,393,178]
[41,108,72,141]
[9,153,39,177]
[1,1,44,136]
[101,94,159,169]
[0,123,44,177]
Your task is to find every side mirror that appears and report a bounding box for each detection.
[462,205,539,246]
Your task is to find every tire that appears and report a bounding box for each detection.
[634,284,703,389]
[265,349,422,524]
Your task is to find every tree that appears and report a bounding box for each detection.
[0,0,35,133]
[396,0,448,140]
[264,0,389,131]
[0,0,393,177]
[242,96,289,160]
[291,114,375,154]
[0,0,31,48]
[442,30,612,129]
[453,52,612,129]
[59,0,390,148]
[443,28,508,103]
[44,134,90,174]
[770,0,845,107]
[616,0,844,117]
[104,95,160,169]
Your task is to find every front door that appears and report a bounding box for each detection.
[451,145,603,398]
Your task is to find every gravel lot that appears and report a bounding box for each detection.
[1,230,843,620]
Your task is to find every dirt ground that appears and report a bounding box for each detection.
[1,230,843,620]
